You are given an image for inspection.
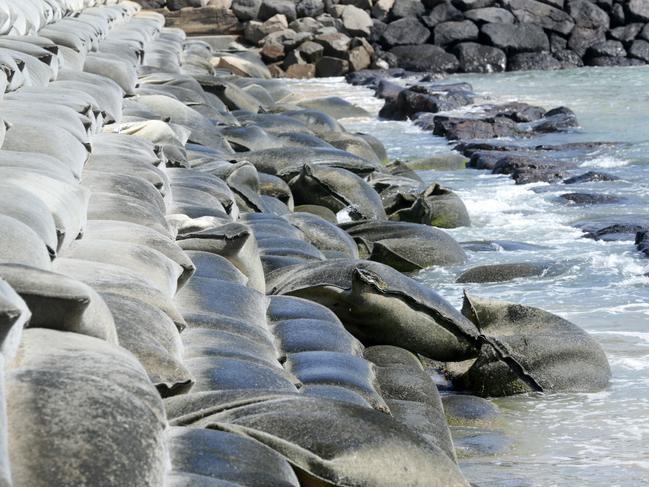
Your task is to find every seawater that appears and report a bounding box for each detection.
[289,66,649,487]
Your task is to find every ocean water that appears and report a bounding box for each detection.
[289,66,649,486]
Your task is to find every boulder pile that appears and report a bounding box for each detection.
[140,0,649,76]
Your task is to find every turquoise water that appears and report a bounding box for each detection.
[291,67,649,486]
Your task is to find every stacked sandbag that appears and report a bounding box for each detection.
[0,2,612,486]
[0,3,187,486]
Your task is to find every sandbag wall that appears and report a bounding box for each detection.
[0,1,611,486]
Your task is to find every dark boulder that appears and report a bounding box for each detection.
[609,23,644,42]
[559,192,621,205]
[628,0,649,21]
[568,25,607,56]
[587,56,644,66]
[550,32,568,52]
[431,116,520,140]
[452,42,507,72]
[493,156,568,184]
[610,2,625,26]
[381,17,430,46]
[585,40,626,58]
[553,48,585,67]
[481,23,550,53]
[480,102,547,122]
[391,0,426,18]
[421,2,465,28]
[465,7,515,24]
[508,51,562,70]
[390,44,460,71]
[567,0,610,29]
[636,231,649,257]
[563,171,619,184]
[259,0,297,22]
[629,39,649,62]
[232,0,262,20]
[314,32,352,57]
[316,56,350,76]
[296,0,325,17]
[379,84,474,120]
[453,0,496,9]
[524,106,578,133]
[503,0,575,35]
[434,20,479,46]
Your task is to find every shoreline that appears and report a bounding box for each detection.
[0,2,642,486]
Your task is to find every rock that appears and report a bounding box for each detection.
[586,39,626,59]
[628,0,649,21]
[289,17,323,33]
[559,192,621,205]
[610,2,625,26]
[550,32,568,52]
[390,44,460,71]
[628,39,649,61]
[315,32,352,57]
[481,23,550,53]
[349,45,373,71]
[567,0,610,29]
[465,7,515,24]
[297,40,325,63]
[381,17,430,46]
[503,0,575,35]
[316,56,351,76]
[493,156,567,184]
[296,0,325,17]
[421,2,465,27]
[391,0,426,18]
[259,0,297,22]
[568,25,607,56]
[431,116,520,140]
[261,41,285,62]
[577,216,649,241]
[526,106,578,132]
[232,0,262,20]
[453,0,495,9]
[609,23,643,42]
[636,231,649,257]
[245,14,289,44]
[553,48,583,67]
[587,56,643,66]
[508,51,562,70]
[286,63,316,78]
[563,170,619,184]
[372,0,396,21]
[434,20,479,46]
[451,42,507,72]
[341,5,373,37]
[380,84,474,120]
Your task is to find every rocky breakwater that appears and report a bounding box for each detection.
[0,2,611,487]
[139,0,649,76]
[349,66,649,274]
